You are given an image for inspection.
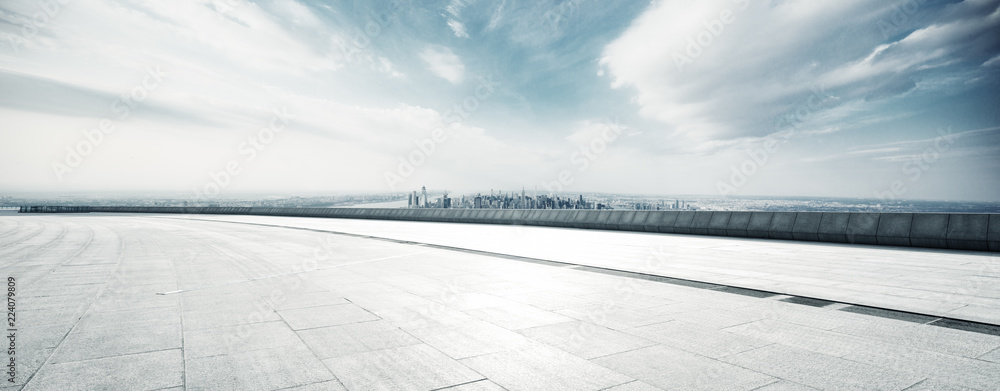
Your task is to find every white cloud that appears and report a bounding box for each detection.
[420,46,466,84]
[487,0,506,30]
[600,0,1000,149]
[445,0,472,17]
[378,57,405,79]
[984,54,1000,67]
[447,19,469,38]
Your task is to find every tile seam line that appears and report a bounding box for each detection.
[152,216,1000,329]
[18,230,127,389]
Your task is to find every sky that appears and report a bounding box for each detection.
[0,0,998,201]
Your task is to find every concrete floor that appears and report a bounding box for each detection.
[2,211,1000,390]
[166,213,1000,325]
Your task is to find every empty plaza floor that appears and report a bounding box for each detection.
[2,211,1000,390]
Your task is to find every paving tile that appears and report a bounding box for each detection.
[181,305,283,331]
[503,290,598,310]
[723,319,871,357]
[178,288,260,309]
[72,306,179,333]
[517,320,656,359]
[577,291,676,310]
[297,320,421,359]
[323,344,483,391]
[752,381,818,390]
[979,346,1000,363]
[732,301,855,330]
[601,380,664,391]
[183,320,301,359]
[593,345,775,391]
[49,322,181,363]
[464,303,574,330]
[266,290,349,310]
[186,343,334,390]
[343,290,437,310]
[721,344,924,390]
[88,295,179,313]
[434,379,508,390]
[900,378,979,391]
[275,380,349,391]
[426,291,520,311]
[831,320,1000,358]
[555,303,675,330]
[370,303,480,330]
[407,319,538,359]
[460,344,633,391]
[278,303,379,330]
[626,320,770,358]
[672,307,766,329]
[22,349,183,391]
[842,341,1000,390]
[15,323,73,349]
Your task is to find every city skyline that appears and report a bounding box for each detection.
[1,0,998,201]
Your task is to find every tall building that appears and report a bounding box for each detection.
[421,186,428,208]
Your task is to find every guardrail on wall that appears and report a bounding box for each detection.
[18,206,1000,252]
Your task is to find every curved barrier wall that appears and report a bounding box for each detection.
[19,206,1000,252]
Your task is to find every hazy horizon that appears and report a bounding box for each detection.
[2,0,999,201]
[4,189,1000,205]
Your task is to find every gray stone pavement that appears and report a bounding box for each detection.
[1,212,999,390]
[172,214,1000,325]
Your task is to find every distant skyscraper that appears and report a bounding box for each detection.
[421,186,428,208]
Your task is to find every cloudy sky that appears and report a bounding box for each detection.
[1,0,998,201]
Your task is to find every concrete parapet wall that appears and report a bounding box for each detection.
[726,212,751,237]
[746,212,772,238]
[817,213,850,243]
[768,212,797,241]
[846,213,880,245]
[25,206,998,252]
